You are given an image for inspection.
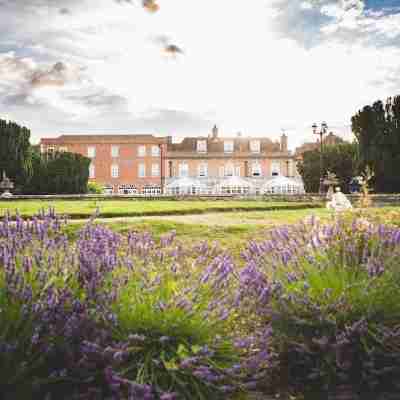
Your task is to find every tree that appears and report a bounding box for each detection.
[0,118,32,190]
[351,95,400,193]
[297,142,359,193]
[24,150,90,194]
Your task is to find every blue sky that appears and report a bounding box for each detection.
[0,0,399,149]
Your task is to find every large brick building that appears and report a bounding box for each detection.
[40,126,303,195]
[40,134,168,194]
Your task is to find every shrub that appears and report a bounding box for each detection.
[0,213,255,399]
[239,216,400,398]
[87,181,104,194]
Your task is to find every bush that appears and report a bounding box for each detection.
[0,213,255,399]
[87,181,104,194]
[239,215,400,398]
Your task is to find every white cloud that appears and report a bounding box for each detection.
[0,0,399,149]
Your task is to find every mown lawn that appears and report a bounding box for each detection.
[0,199,321,219]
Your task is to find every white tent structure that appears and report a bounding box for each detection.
[215,176,253,195]
[262,176,305,195]
[165,177,207,195]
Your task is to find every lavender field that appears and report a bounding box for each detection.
[1,211,400,400]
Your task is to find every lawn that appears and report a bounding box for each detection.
[0,199,322,219]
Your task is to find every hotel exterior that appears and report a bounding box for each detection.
[40,126,304,195]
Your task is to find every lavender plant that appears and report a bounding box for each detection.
[240,215,400,398]
[0,212,254,399]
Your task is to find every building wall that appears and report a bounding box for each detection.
[40,137,167,193]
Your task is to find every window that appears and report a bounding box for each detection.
[151,145,160,157]
[179,163,189,178]
[118,184,137,195]
[47,146,56,154]
[224,140,234,153]
[271,161,280,176]
[138,145,146,157]
[198,163,208,177]
[89,163,95,179]
[151,163,160,177]
[235,166,241,177]
[250,140,260,153]
[197,140,207,153]
[88,146,96,158]
[111,145,119,158]
[252,162,262,177]
[224,163,234,177]
[138,163,146,178]
[143,186,162,195]
[111,164,119,178]
[58,146,68,153]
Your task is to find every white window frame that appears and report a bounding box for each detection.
[138,163,146,178]
[235,166,241,177]
[111,164,119,178]
[271,161,281,176]
[224,163,234,177]
[250,140,260,153]
[197,140,207,153]
[138,145,146,157]
[87,146,96,158]
[251,162,262,177]
[89,163,95,179]
[151,145,160,157]
[151,163,160,177]
[111,145,119,158]
[224,140,234,153]
[198,162,208,178]
[179,162,189,178]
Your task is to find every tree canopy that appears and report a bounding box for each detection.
[0,118,32,190]
[297,142,359,193]
[351,95,400,193]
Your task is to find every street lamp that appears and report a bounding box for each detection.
[312,121,328,193]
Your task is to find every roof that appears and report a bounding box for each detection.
[41,134,166,144]
[262,176,304,188]
[168,136,281,154]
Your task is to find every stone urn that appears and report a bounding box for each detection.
[0,171,14,198]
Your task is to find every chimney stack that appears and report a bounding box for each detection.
[212,125,218,139]
[280,132,288,152]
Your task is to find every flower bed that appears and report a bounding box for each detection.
[1,211,400,399]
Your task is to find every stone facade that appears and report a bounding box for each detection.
[165,126,301,194]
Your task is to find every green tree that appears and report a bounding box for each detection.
[297,142,359,193]
[0,118,32,190]
[24,151,90,194]
[351,95,400,193]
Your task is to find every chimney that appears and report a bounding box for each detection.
[280,133,288,152]
[212,125,218,139]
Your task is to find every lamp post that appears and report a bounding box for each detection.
[312,121,328,193]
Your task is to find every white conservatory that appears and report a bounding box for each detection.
[261,176,305,195]
[165,177,207,195]
[215,176,254,195]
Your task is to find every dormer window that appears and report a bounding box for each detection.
[250,140,260,153]
[197,140,207,153]
[224,140,234,153]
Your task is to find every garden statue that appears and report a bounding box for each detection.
[326,187,352,211]
[0,171,14,198]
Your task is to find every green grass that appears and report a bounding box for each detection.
[0,199,321,219]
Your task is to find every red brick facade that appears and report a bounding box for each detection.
[40,135,168,194]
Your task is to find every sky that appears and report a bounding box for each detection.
[0,0,399,150]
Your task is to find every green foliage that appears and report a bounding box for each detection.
[0,118,32,190]
[24,150,90,194]
[352,95,400,193]
[87,181,104,194]
[297,142,359,193]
